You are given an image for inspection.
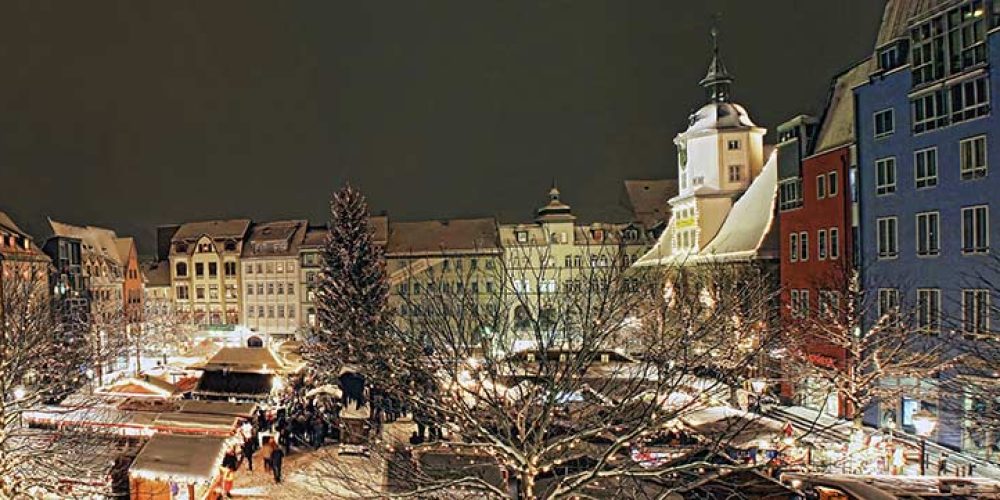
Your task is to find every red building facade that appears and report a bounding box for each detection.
[776,61,868,418]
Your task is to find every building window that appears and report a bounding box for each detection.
[515,231,528,243]
[817,175,826,199]
[950,76,990,123]
[962,289,991,336]
[247,284,254,295]
[248,306,255,318]
[794,289,810,318]
[288,306,295,319]
[176,285,189,300]
[878,44,900,71]
[799,232,809,261]
[962,205,989,254]
[829,227,840,260]
[727,139,741,150]
[539,280,557,294]
[917,288,941,333]
[195,263,204,277]
[916,211,941,257]
[175,262,188,277]
[245,263,253,275]
[910,17,945,86]
[287,282,294,295]
[258,306,264,317]
[876,158,897,195]
[778,178,803,211]
[209,285,219,300]
[225,285,236,299]
[914,148,938,189]
[277,305,284,318]
[208,262,218,277]
[828,172,838,197]
[960,135,988,180]
[257,283,264,295]
[728,165,742,182]
[819,290,841,317]
[912,90,949,133]
[877,217,899,259]
[874,109,895,138]
[224,262,237,277]
[267,306,274,318]
[224,241,237,252]
[818,229,828,260]
[196,286,205,300]
[877,288,900,324]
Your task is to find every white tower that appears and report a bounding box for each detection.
[670,27,767,255]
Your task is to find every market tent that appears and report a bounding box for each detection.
[179,400,258,418]
[129,434,229,499]
[193,371,273,400]
[97,375,181,399]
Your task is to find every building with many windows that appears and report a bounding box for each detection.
[167,219,250,327]
[42,234,89,321]
[776,59,870,419]
[0,211,51,302]
[48,220,143,325]
[855,0,1000,454]
[240,220,308,338]
[499,185,654,339]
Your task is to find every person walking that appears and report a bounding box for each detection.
[270,443,285,483]
[242,433,256,472]
[261,436,275,473]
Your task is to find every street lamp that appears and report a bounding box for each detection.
[912,408,938,476]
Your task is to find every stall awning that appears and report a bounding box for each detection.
[129,434,228,484]
[194,371,273,399]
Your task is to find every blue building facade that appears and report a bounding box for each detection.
[856,1,1000,455]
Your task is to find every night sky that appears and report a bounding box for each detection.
[0,1,885,256]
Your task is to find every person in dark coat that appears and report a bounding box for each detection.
[271,444,285,483]
[242,434,256,472]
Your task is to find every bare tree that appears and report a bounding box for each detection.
[0,260,126,497]
[310,239,789,499]
[782,270,959,429]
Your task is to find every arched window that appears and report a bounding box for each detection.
[175,262,188,277]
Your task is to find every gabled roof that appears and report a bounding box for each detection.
[813,58,875,154]
[622,179,678,229]
[49,219,127,266]
[114,237,136,264]
[199,346,288,373]
[387,217,501,256]
[635,150,779,267]
[171,219,251,242]
[0,211,46,259]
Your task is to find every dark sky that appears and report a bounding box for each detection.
[0,1,885,256]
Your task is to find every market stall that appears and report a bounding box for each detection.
[129,434,230,500]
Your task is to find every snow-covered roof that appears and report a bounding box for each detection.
[129,434,228,484]
[633,150,779,267]
[685,102,758,134]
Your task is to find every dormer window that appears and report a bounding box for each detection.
[175,243,188,254]
[224,241,237,252]
[592,229,604,241]
[624,228,639,241]
[515,231,528,243]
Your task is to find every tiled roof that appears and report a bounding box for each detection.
[300,216,388,250]
[813,58,875,154]
[49,219,126,266]
[142,260,171,287]
[0,211,46,259]
[623,180,678,229]
[387,218,500,256]
[242,220,307,258]
[171,219,251,242]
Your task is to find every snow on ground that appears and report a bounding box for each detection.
[230,422,416,499]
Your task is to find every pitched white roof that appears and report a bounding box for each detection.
[634,151,778,267]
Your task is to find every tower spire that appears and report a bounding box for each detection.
[699,18,734,103]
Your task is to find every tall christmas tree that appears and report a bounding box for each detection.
[307,184,389,387]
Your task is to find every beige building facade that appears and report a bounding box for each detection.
[168,219,250,327]
[241,220,307,338]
